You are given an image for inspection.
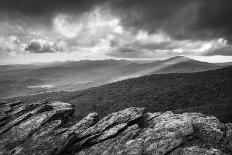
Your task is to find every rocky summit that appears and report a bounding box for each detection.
[0,100,232,155]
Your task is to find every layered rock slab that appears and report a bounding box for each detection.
[0,101,74,154]
[0,100,232,155]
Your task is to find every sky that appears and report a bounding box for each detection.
[0,0,232,64]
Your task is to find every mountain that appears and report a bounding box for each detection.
[0,64,40,72]
[8,66,232,123]
[130,59,159,64]
[156,56,220,73]
[0,57,227,98]
[128,56,220,76]
[0,59,134,98]
[109,56,220,81]
[216,62,232,67]
[0,101,232,155]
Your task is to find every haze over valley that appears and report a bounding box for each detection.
[0,56,227,98]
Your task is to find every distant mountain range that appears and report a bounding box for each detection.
[0,56,230,98]
[7,66,232,124]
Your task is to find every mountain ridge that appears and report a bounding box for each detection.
[0,56,224,98]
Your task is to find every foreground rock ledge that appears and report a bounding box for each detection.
[0,101,232,155]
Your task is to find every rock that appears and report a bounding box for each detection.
[79,107,145,138]
[139,129,183,154]
[223,123,232,148]
[1,101,232,155]
[0,103,45,135]
[123,138,144,155]
[143,112,162,122]
[148,111,194,136]
[77,124,141,155]
[13,112,99,155]
[91,122,128,143]
[0,111,59,151]
[0,101,45,131]
[141,112,162,127]
[13,120,62,155]
[79,123,128,146]
[0,100,7,106]
[0,101,74,154]
[125,111,194,154]
[15,127,71,155]
[52,113,99,154]
[68,112,99,135]
[8,100,23,107]
[192,116,224,143]
[76,110,228,155]
[76,107,145,148]
[0,111,33,135]
[170,146,225,155]
[0,105,12,119]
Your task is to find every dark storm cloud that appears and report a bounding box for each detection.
[196,0,232,41]
[1,0,232,42]
[25,39,56,53]
[109,0,192,29]
[108,0,232,41]
[0,0,108,17]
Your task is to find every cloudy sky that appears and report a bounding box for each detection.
[0,0,232,64]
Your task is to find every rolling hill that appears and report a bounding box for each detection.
[7,66,232,123]
[123,56,220,76]
[0,56,228,98]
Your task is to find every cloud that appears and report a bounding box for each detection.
[0,0,108,17]
[0,35,25,56]
[53,9,123,40]
[108,31,229,58]
[53,8,124,52]
[24,39,63,53]
[1,1,232,62]
[1,0,232,42]
[103,0,232,43]
[110,0,232,42]
[196,0,232,41]
[53,14,84,39]
[205,45,232,56]
[0,0,231,41]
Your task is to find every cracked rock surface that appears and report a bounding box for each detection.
[0,100,232,155]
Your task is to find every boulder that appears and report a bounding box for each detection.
[68,112,98,135]
[132,111,194,155]
[79,107,145,138]
[123,138,144,155]
[170,146,225,155]
[223,123,232,148]
[90,122,128,143]
[13,120,62,155]
[1,101,232,155]
[14,112,98,155]
[0,101,74,154]
[0,103,46,135]
[77,124,141,155]
[192,116,224,143]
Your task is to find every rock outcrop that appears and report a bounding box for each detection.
[0,100,232,155]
